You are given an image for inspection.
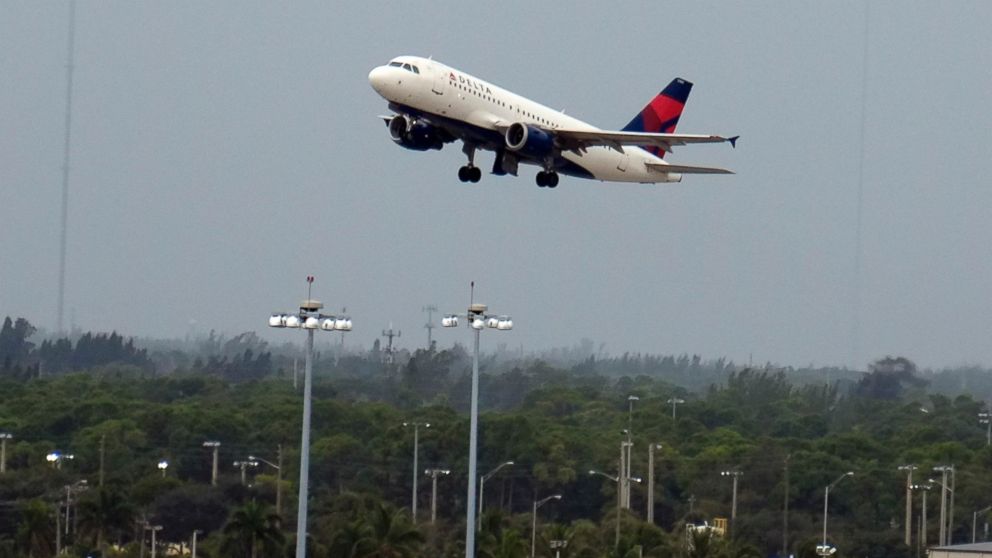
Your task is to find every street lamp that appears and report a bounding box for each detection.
[933,465,954,546]
[899,465,918,547]
[667,397,685,421]
[425,468,450,524]
[46,451,74,469]
[157,460,169,478]
[531,494,562,558]
[479,460,514,530]
[202,441,221,485]
[819,472,854,556]
[403,422,431,524]
[191,530,203,558]
[591,468,642,549]
[0,433,11,473]
[269,276,352,558]
[249,447,283,520]
[442,283,512,558]
[647,443,662,524]
[980,413,991,447]
[911,483,933,552]
[721,470,743,537]
[144,524,163,558]
[973,506,992,543]
[620,432,633,510]
[549,540,568,558]
[233,459,259,486]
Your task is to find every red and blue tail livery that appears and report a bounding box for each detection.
[369,56,737,187]
[622,78,693,157]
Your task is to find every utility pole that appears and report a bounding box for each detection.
[191,530,202,558]
[647,443,661,524]
[276,444,283,520]
[382,323,401,364]
[57,0,76,334]
[204,441,221,486]
[426,468,450,524]
[423,305,437,349]
[950,466,956,545]
[404,422,430,523]
[934,466,951,546]
[721,470,742,538]
[783,454,791,558]
[99,435,105,487]
[899,465,918,547]
[0,433,11,473]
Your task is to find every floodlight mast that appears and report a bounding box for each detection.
[441,282,513,558]
[269,276,352,558]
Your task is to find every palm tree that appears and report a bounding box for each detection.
[16,500,55,558]
[358,502,423,558]
[76,487,134,554]
[488,529,528,558]
[221,499,285,558]
[328,519,373,558]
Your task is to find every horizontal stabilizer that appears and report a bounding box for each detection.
[645,162,734,175]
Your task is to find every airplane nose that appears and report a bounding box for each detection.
[368,66,388,94]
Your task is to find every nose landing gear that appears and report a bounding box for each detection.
[458,165,482,183]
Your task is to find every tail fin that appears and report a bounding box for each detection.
[621,78,693,158]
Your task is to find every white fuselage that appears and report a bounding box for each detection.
[369,56,681,183]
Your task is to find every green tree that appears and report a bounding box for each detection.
[221,500,284,558]
[76,487,134,553]
[358,502,423,558]
[16,500,55,558]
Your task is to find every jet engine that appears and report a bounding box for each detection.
[388,115,444,151]
[505,122,555,158]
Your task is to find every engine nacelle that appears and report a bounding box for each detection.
[505,122,555,158]
[388,115,443,151]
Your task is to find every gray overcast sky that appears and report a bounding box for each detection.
[2,1,990,369]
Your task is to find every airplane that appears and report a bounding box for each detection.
[368,56,738,189]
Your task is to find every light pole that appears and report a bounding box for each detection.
[145,524,163,558]
[972,506,991,543]
[549,540,568,558]
[269,276,353,558]
[899,465,918,547]
[980,413,991,447]
[911,482,932,552]
[620,434,633,509]
[647,443,662,524]
[819,472,854,556]
[721,470,742,537]
[667,397,685,421]
[933,466,953,546]
[191,530,203,558]
[46,451,74,469]
[404,422,431,523]
[479,460,514,530]
[233,459,259,486]
[202,441,220,486]
[591,468,641,549]
[441,284,513,558]
[426,468,450,524]
[0,433,11,473]
[249,448,283,520]
[157,460,168,478]
[531,494,562,558]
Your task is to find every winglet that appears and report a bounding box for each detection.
[729,135,739,148]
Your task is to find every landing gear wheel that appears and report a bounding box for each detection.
[469,166,482,183]
[536,172,547,187]
[547,172,559,188]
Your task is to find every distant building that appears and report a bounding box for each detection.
[929,542,992,558]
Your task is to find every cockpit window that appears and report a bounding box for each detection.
[388,61,403,67]
[402,63,412,71]
[411,65,420,74]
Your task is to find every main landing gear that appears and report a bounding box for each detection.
[458,165,482,183]
[536,171,559,188]
[458,143,482,183]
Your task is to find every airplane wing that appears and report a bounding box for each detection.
[554,129,739,154]
[645,162,734,175]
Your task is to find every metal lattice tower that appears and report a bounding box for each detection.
[423,304,437,348]
[382,323,401,364]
